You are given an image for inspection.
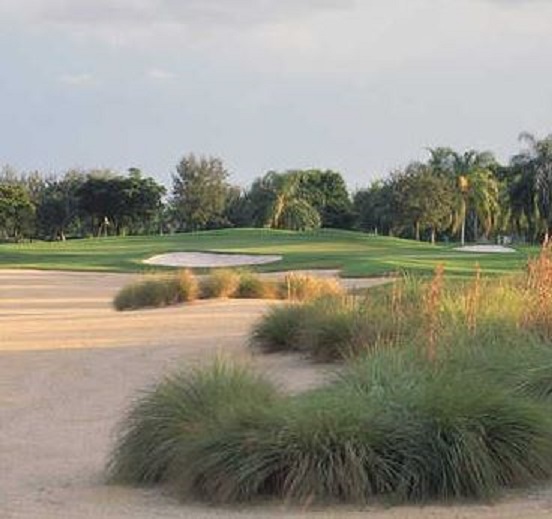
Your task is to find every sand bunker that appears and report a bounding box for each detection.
[143,252,282,268]
[454,245,517,254]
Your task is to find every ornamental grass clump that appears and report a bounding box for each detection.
[235,272,279,299]
[113,275,182,311]
[109,346,552,505]
[282,273,344,302]
[113,270,198,311]
[108,359,279,486]
[200,268,241,299]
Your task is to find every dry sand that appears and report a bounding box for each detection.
[144,251,283,268]
[1,269,552,518]
[453,245,517,254]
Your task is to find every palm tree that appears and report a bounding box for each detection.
[514,133,552,243]
[258,172,321,231]
[428,148,499,245]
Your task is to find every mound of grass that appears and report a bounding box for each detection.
[113,276,182,311]
[200,269,241,298]
[235,272,279,299]
[109,345,552,505]
[113,270,198,311]
[108,359,278,486]
[282,273,344,302]
[251,293,407,361]
[251,303,308,354]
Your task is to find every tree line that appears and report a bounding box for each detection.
[1,132,551,243]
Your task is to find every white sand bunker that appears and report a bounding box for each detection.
[454,245,516,254]
[144,252,282,268]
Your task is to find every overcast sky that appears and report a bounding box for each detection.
[0,0,551,187]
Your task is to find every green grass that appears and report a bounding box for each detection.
[0,229,535,277]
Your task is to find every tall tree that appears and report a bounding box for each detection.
[0,183,35,240]
[391,164,454,243]
[428,148,499,244]
[509,133,552,242]
[247,171,321,231]
[297,170,353,228]
[171,154,233,232]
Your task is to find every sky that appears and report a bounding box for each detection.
[0,0,551,188]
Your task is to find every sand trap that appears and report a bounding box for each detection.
[454,245,517,254]
[144,251,282,268]
[2,269,551,519]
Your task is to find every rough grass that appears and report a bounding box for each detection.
[235,272,279,299]
[113,270,198,311]
[108,359,278,486]
[110,255,552,505]
[109,344,552,504]
[283,273,344,302]
[115,270,346,311]
[200,269,241,299]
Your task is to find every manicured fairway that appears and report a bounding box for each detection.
[0,228,534,277]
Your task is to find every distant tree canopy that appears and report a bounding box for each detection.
[0,183,35,240]
[2,133,552,243]
[171,154,234,232]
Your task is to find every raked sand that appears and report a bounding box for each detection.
[144,251,283,268]
[1,269,552,519]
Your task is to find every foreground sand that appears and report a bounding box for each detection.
[1,269,552,519]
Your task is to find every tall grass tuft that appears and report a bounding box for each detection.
[113,276,182,311]
[109,346,552,504]
[282,273,344,302]
[176,269,199,302]
[235,272,279,299]
[108,359,279,486]
[200,269,241,299]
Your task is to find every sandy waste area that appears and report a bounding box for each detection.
[1,269,552,518]
[453,245,517,254]
[144,252,283,268]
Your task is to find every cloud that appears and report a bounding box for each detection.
[58,73,96,86]
[146,68,176,80]
[0,0,352,27]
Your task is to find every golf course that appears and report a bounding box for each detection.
[0,228,534,277]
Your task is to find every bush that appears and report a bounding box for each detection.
[113,276,183,311]
[113,270,198,311]
[108,359,279,486]
[281,273,344,302]
[236,272,279,299]
[176,269,199,302]
[200,269,241,299]
[251,303,308,354]
[109,349,552,504]
[251,295,399,361]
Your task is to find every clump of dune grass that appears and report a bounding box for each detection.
[108,359,279,486]
[113,270,198,311]
[200,268,241,299]
[251,303,309,354]
[176,269,199,302]
[109,344,552,505]
[281,273,344,302]
[113,276,182,311]
[235,272,279,299]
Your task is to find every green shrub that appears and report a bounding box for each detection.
[113,270,198,311]
[251,295,397,361]
[200,269,241,299]
[250,303,308,354]
[108,359,279,485]
[236,272,278,299]
[113,276,182,311]
[109,350,552,504]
